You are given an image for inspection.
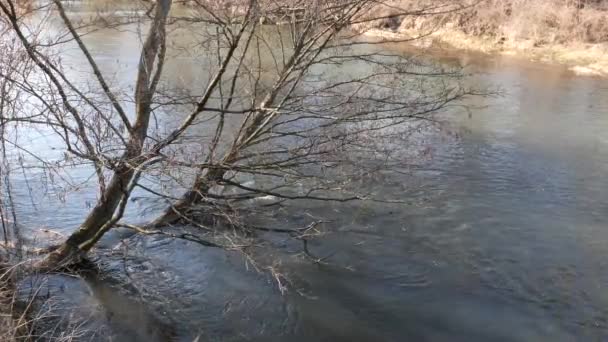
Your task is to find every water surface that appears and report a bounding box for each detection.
[7,5,608,341]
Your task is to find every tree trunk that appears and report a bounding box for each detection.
[39,0,173,269]
[149,167,226,227]
[43,165,137,266]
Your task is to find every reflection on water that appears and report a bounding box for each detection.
[7,4,608,341]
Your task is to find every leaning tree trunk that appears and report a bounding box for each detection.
[40,0,173,268]
[149,167,227,227]
[45,165,140,265]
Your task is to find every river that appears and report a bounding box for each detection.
[8,2,608,341]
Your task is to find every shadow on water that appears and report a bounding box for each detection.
[82,273,177,341]
[17,268,176,341]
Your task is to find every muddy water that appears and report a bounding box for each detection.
[7,3,608,342]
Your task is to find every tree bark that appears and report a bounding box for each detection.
[39,0,173,269]
[149,167,227,228]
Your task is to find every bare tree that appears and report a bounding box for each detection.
[0,0,478,269]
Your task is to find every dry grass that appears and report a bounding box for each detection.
[356,0,608,75]
[364,0,608,45]
[0,257,91,341]
[0,262,26,342]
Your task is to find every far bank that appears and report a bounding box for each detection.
[359,0,608,76]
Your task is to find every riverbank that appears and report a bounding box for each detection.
[363,28,608,76]
[0,263,24,342]
[360,0,608,76]
[0,279,16,341]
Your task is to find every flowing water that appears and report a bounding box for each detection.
[7,4,608,341]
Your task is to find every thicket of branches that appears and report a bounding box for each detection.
[0,0,477,270]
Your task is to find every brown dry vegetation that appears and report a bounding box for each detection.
[365,0,608,45]
[0,274,17,341]
[0,264,24,342]
[356,0,608,75]
[0,260,91,341]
